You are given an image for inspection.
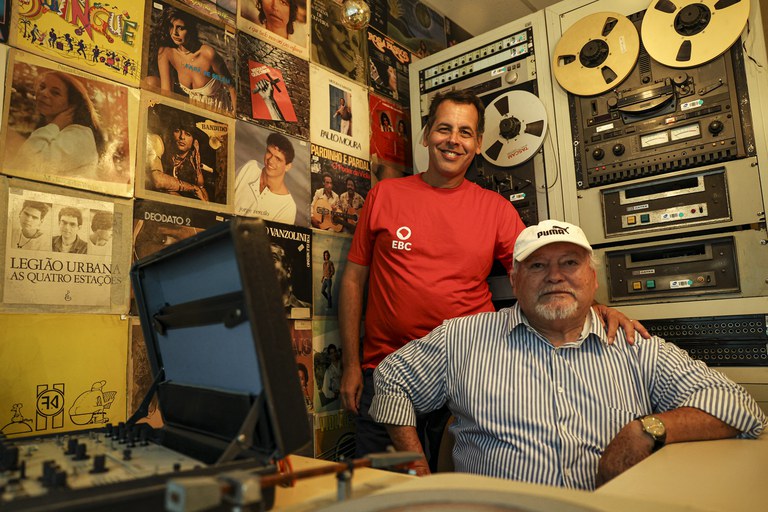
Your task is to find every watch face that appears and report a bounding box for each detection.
[642,416,665,437]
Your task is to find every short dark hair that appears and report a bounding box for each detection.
[297,362,308,382]
[266,132,295,164]
[58,206,83,226]
[90,210,113,231]
[258,0,298,35]
[322,172,333,183]
[22,200,50,219]
[345,177,355,187]
[424,89,485,136]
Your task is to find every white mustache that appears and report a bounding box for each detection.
[538,288,576,299]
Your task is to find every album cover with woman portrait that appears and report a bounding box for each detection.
[309,143,369,236]
[367,28,411,104]
[234,119,311,228]
[136,91,235,214]
[236,31,310,141]
[309,64,368,161]
[310,0,367,85]
[369,93,412,168]
[0,50,139,198]
[238,0,310,60]
[8,0,145,86]
[264,220,312,319]
[142,0,237,117]
[0,177,133,314]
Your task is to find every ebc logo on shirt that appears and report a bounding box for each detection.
[392,226,412,251]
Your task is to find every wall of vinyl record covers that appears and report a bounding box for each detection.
[0,0,472,460]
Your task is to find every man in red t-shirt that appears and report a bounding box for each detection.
[339,89,646,469]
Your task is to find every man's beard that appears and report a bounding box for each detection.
[535,301,579,320]
[534,288,579,320]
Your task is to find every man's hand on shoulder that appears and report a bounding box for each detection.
[593,303,651,345]
[596,419,654,487]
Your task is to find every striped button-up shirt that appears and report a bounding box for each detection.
[370,305,766,490]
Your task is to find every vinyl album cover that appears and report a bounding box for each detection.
[367,28,411,104]
[314,410,354,460]
[178,0,237,25]
[234,119,310,227]
[370,154,409,185]
[0,178,132,314]
[0,50,139,198]
[236,31,309,140]
[291,318,314,413]
[309,143,369,235]
[369,93,411,168]
[136,91,235,214]
[238,0,310,60]
[143,0,237,117]
[0,0,10,43]
[445,17,473,47]
[248,62,297,123]
[130,198,229,315]
[312,317,342,413]
[0,43,8,131]
[132,198,229,263]
[309,64,369,161]
[310,0,366,84]
[264,220,312,319]
[311,230,351,317]
[128,318,163,428]
[0,314,128,438]
[371,0,446,57]
[9,0,145,86]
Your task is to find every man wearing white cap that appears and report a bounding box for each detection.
[370,220,766,488]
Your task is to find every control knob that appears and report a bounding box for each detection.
[592,148,605,160]
[612,143,625,156]
[708,120,724,135]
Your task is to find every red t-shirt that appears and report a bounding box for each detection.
[348,174,526,368]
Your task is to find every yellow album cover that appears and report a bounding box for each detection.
[0,49,139,198]
[0,314,129,438]
[9,0,145,86]
[313,409,354,460]
[0,177,133,314]
[136,90,235,214]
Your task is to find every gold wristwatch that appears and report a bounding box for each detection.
[638,415,666,452]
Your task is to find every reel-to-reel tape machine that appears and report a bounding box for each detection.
[551,2,755,191]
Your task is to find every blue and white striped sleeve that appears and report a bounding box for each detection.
[642,337,767,438]
[369,322,450,427]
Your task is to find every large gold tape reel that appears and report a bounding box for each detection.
[641,0,750,68]
[552,12,640,97]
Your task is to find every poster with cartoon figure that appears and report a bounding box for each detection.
[238,0,310,60]
[0,177,132,314]
[0,50,139,198]
[142,0,237,117]
[0,314,128,438]
[9,0,145,86]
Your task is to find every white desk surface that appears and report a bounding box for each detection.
[597,434,768,512]
[275,435,767,511]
